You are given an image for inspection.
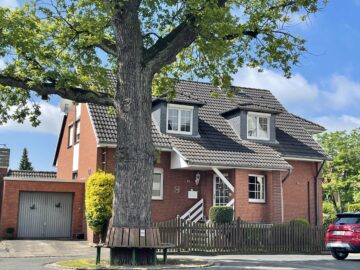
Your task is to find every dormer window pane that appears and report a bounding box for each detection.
[247,112,270,140]
[168,108,178,131]
[167,104,193,135]
[180,110,191,132]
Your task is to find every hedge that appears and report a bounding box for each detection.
[209,206,233,223]
[85,171,115,233]
[289,218,309,226]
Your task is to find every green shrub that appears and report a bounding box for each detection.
[85,171,115,233]
[209,206,233,223]
[347,203,360,212]
[289,218,309,226]
[323,201,337,226]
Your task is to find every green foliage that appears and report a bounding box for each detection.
[209,206,233,223]
[289,218,309,226]
[19,148,33,170]
[317,128,360,213]
[346,203,360,212]
[85,171,114,233]
[323,201,337,226]
[0,0,326,124]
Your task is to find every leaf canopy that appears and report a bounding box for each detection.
[0,0,326,125]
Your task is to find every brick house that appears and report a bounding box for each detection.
[54,80,326,228]
[0,80,327,240]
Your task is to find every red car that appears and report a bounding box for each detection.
[325,212,360,260]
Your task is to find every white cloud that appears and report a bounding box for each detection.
[0,102,63,135]
[314,115,360,132]
[233,67,319,104]
[322,75,360,110]
[0,0,19,9]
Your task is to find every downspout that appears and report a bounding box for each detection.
[314,161,326,226]
[281,168,293,223]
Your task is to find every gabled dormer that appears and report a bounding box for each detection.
[152,92,205,136]
[221,101,283,143]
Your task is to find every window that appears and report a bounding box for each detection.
[72,171,78,180]
[247,112,270,140]
[68,125,74,147]
[213,174,230,206]
[75,120,80,143]
[166,104,193,134]
[248,175,266,203]
[152,168,163,200]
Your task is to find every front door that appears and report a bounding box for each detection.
[213,174,230,206]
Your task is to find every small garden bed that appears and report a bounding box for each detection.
[49,257,212,269]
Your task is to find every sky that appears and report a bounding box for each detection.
[0,0,360,171]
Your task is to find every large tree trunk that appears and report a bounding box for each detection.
[110,3,155,265]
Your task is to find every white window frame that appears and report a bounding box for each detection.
[213,173,230,206]
[166,104,193,135]
[248,174,266,203]
[68,124,74,147]
[247,112,271,140]
[152,168,164,200]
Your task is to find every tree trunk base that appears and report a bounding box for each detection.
[110,248,156,266]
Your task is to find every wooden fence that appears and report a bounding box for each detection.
[154,218,327,254]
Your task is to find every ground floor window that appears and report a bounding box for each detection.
[152,168,163,200]
[213,174,230,206]
[248,175,265,203]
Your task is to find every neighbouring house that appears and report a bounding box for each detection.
[0,79,327,240]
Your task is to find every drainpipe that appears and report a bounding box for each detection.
[281,168,293,223]
[314,161,325,226]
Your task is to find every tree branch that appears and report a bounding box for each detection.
[0,74,115,107]
[94,38,118,57]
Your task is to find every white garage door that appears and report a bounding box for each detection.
[18,192,73,239]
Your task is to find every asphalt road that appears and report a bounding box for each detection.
[0,254,360,270]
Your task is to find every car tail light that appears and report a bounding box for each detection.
[351,226,360,233]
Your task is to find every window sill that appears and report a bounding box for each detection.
[248,199,266,204]
[152,197,163,201]
[166,130,192,136]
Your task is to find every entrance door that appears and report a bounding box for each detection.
[17,192,73,239]
[213,174,230,206]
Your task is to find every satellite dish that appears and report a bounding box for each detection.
[60,99,74,114]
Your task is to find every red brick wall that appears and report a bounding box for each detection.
[77,104,99,182]
[0,167,8,217]
[233,169,279,223]
[282,160,322,225]
[56,106,75,179]
[56,104,99,181]
[0,179,85,238]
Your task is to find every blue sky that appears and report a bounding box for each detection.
[1,0,360,171]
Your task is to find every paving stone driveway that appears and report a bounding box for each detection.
[0,240,109,258]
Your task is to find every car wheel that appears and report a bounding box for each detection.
[331,249,349,260]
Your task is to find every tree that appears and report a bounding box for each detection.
[85,171,115,242]
[0,0,326,264]
[317,128,360,213]
[19,148,33,170]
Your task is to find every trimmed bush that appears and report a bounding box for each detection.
[347,203,360,212]
[289,218,309,226]
[85,171,115,233]
[209,206,233,223]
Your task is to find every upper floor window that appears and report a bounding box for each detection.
[166,104,193,135]
[248,175,266,203]
[68,124,74,147]
[247,112,270,140]
[75,120,80,144]
[152,168,163,200]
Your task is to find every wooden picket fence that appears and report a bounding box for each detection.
[154,217,327,254]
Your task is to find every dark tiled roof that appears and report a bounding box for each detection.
[7,170,57,179]
[153,91,206,106]
[87,80,327,170]
[291,114,326,134]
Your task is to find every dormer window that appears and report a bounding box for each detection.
[247,112,270,140]
[166,104,193,135]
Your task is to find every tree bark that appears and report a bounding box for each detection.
[110,2,155,265]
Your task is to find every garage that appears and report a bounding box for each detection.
[17,192,73,239]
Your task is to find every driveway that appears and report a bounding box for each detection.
[0,240,359,269]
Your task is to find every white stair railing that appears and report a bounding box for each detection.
[226,198,235,209]
[180,198,204,223]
